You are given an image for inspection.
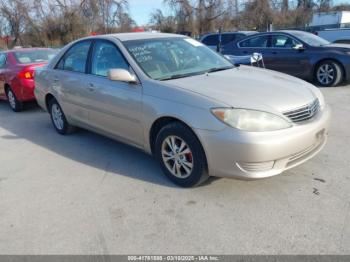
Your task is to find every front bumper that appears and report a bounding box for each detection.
[195,105,331,179]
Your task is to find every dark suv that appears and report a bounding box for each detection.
[200,31,257,51]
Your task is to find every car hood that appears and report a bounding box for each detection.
[324,43,350,50]
[166,66,317,113]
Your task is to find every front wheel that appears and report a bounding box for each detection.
[155,122,209,187]
[6,88,23,112]
[48,98,76,135]
[314,60,343,87]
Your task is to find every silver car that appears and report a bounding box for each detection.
[35,33,331,187]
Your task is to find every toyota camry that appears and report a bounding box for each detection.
[35,33,331,187]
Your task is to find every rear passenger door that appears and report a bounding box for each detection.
[83,40,143,147]
[221,34,246,54]
[201,34,218,50]
[52,40,92,124]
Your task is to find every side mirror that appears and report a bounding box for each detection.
[251,52,263,62]
[293,44,305,51]
[108,69,137,84]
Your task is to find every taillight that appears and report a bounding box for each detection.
[18,69,35,80]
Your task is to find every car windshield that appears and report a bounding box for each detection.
[292,31,330,47]
[14,49,58,64]
[123,37,233,80]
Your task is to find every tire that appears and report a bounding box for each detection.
[155,122,209,187]
[314,60,343,87]
[48,98,76,135]
[6,88,23,112]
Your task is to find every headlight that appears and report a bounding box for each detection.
[211,108,292,132]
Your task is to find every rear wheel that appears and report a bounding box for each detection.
[48,98,76,135]
[6,88,23,112]
[314,60,343,87]
[155,122,209,187]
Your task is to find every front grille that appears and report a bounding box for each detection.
[283,99,320,123]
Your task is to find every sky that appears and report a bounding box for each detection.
[129,0,169,26]
[128,0,348,26]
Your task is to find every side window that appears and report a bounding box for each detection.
[0,54,7,68]
[271,35,300,48]
[202,35,218,46]
[91,41,129,77]
[221,34,236,45]
[56,41,91,73]
[239,36,269,48]
[235,34,246,41]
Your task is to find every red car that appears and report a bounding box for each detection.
[0,48,57,112]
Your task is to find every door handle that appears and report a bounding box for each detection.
[272,51,277,55]
[53,76,59,82]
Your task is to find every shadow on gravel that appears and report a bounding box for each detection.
[0,101,223,188]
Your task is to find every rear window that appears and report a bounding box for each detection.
[14,49,57,64]
[203,33,246,46]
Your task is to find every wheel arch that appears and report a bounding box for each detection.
[148,116,208,170]
[45,93,56,111]
[4,83,10,94]
[313,58,346,81]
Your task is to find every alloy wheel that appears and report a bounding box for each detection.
[161,135,194,179]
[51,104,64,130]
[7,90,16,109]
[317,64,335,86]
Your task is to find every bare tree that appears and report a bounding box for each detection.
[0,0,29,47]
[0,0,135,47]
[150,9,176,32]
[332,3,350,11]
[316,0,332,12]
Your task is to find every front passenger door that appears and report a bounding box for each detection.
[266,34,309,78]
[84,40,143,147]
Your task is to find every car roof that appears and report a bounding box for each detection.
[109,32,184,41]
[71,32,186,44]
[234,30,311,42]
[201,31,257,37]
[248,30,309,35]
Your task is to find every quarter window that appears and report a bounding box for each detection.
[91,41,129,77]
[56,41,91,73]
[239,36,269,48]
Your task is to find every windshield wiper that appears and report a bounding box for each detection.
[206,66,233,73]
[158,71,206,81]
[158,66,233,81]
